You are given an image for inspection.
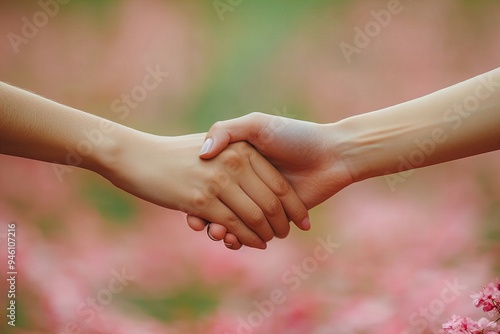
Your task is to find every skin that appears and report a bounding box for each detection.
[190,66,500,249]
[0,82,310,250]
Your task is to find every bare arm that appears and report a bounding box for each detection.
[191,67,500,246]
[0,82,309,250]
[0,82,118,172]
[335,67,500,184]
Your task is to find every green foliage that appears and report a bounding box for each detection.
[125,285,219,322]
[482,200,500,241]
[187,0,345,131]
[36,214,66,238]
[62,0,121,24]
[477,169,500,274]
[80,177,137,225]
[2,290,33,333]
[63,0,120,12]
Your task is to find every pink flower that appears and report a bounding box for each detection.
[471,279,500,313]
[476,318,500,334]
[441,315,498,334]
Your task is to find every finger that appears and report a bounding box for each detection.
[207,223,227,241]
[186,215,209,231]
[224,233,242,250]
[199,112,271,158]
[185,215,242,250]
[218,184,275,243]
[198,200,267,249]
[239,174,290,239]
[186,216,233,246]
[249,151,310,231]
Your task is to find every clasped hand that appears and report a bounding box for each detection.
[102,131,311,250]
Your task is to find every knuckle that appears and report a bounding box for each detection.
[271,175,291,197]
[230,141,252,152]
[210,120,226,132]
[224,214,242,231]
[220,148,240,162]
[276,226,290,239]
[203,179,221,198]
[221,150,244,174]
[192,190,210,210]
[224,214,266,247]
[247,206,266,228]
[263,197,283,217]
[207,170,229,189]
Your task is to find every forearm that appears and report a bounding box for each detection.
[332,67,500,182]
[0,82,129,175]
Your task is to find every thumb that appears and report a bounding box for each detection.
[198,112,269,159]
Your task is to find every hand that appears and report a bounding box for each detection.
[0,83,309,250]
[99,130,309,250]
[187,112,355,248]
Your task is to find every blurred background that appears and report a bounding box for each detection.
[1,0,499,333]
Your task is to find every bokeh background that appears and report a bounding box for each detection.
[1,0,499,333]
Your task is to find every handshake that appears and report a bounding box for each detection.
[184,113,349,250]
[1,67,499,251]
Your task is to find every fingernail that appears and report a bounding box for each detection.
[224,243,233,248]
[199,137,213,155]
[300,217,311,231]
[207,224,218,241]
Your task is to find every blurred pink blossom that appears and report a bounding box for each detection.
[472,279,500,313]
[441,315,498,334]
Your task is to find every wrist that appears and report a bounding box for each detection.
[316,121,357,190]
[86,120,139,181]
[329,107,426,183]
[325,115,384,184]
